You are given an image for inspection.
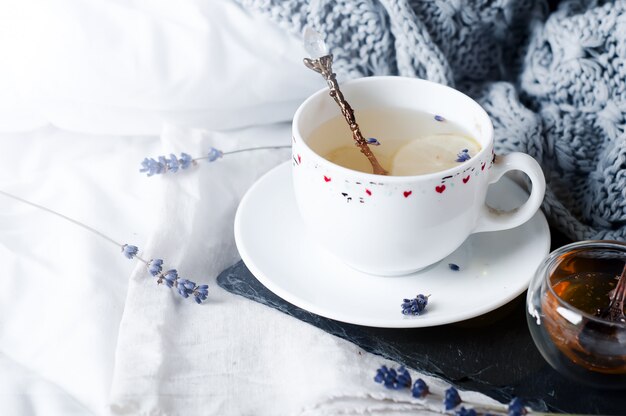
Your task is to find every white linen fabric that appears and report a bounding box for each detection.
[0,126,505,416]
[1,0,508,414]
[109,124,506,415]
[0,128,162,414]
[0,0,317,135]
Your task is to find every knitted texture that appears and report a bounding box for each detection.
[236,0,626,241]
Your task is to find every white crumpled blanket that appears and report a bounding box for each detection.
[108,124,505,415]
[0,0,507,414]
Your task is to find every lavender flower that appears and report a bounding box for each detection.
[456,149,471,163]
[152,266,209,304]
[122,244,139,259]
[139,152,197,176]
[444,386,462,410]
[411,378,429,398]
[179,153,193,169]
[0,184,211,306]
[434,115,445,122]
[455,407,477,416]
[207,147,224,162]
[194,284,209,304]
[148,259,164,276]
[141,146,291,177]
[166,154,180,173]
[177,278,195,298]
[508,398,527,416]
[366,137,381,146]
[372,363,521,416]
[139,158,166,176]
[374,365,411,390]
[139,158,152,175]
[401,294,429,316]
[162,269,178,288]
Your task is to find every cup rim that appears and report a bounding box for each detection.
[292,75,495,182]
[544,240,626,328]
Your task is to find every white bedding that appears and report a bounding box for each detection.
[0,0,317,134]
[0,1,504,415]
[0,128,161,414]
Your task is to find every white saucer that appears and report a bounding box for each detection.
[234,162,550,328]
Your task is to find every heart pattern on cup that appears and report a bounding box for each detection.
[296,141,493,203]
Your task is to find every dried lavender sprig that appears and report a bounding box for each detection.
[373,366,549,416]
[374,365,412,390]
[0,190,208,304]
[411,378,429,398]
[144,258,209,304]
[508,398,528,416]
[456,149,471,162]
[445,386,462,410]
[140,153,194,176]
[401,294,430,316]
[118,245,211,304]
[140,145,291,177]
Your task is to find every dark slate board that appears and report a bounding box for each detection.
[217,230,626,415]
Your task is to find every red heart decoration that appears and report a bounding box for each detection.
[463,176,470,184]
[324,176,331,182]
[365,189,372,196]
[435,185,446,193]
[403,190,412,198]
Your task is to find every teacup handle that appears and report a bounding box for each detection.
[473,153,546,233]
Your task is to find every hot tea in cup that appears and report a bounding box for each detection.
[292,76,546,276]
[308,107,481,176]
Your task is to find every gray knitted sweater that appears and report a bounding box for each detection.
[236,0,626,242]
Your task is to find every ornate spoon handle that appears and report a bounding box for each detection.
[599,263,626,322]
[302,29,388,176]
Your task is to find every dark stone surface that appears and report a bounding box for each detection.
[217,229,626,414]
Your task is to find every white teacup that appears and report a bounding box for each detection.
[292,76,546,276]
